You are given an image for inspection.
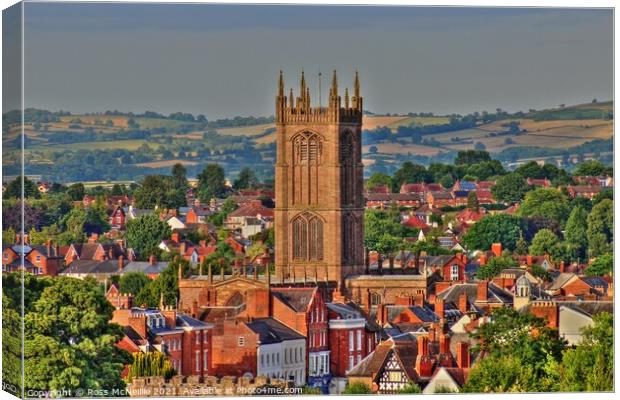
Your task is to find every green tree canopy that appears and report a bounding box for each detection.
[454,150,491,166]
[529,229,560,256]
[197,164,227,202]
[491,173,530,203]
[67,182,86,201]
[23,276,131,392]
[563,206,588,258]
[573,160,612,177]
[476,253,517,280]
[233,167,258,190]
[586,199,613,257]
[559,312,613,392]
[467,191,479,211]
[366,172,392,190]
[518,188,570,227]
[119,272,151,296]
[584,253,613,276]
[342,382,372,394]
[391,162,431,191]
[4,176,40,199]
[364,209,408,255]
[134,175,186,210]
[125,214,171,260]
[170,163,189,191]
[462,214,524,251]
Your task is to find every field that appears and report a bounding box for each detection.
[42,139,150,151]
[362,143,443,156]
[136,159,200,168]
[215,123,274,137]
[386,116,451,129]
[438,118,613,153]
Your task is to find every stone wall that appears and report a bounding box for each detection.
[128,375,294,397]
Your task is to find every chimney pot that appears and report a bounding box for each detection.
[476,281,488,302]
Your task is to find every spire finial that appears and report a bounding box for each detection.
[331,70,338,96]
[278,70,284,96]
[344,88,349,109]
[289,88,294,108]
[354,69,360,97]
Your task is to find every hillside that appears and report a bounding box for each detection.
[2,101,613,183]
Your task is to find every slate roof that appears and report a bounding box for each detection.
[246,318,305,344]
[436,282,513,305]
[430,191,453,200]
[176,313,213,329]
[71,242,126,260]
[548,273,577,291]
[123,261,169,275]
[60,259,123,275]
[271,287,316,313]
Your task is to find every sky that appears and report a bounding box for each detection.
[3,3,614,118]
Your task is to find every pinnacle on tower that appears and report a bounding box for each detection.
[278,70,284,97]
[289,88,294,108]
[344,87,350,109]
[300,70,306,100]
[331,70,338,97]
[354,70,360,98]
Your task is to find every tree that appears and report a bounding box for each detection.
[342,382,372,394]
[197,164,226,202]
[573,160,612,177]
[125,214,171,260]
[366,172,392,190]
[465,160,505,181]
[584,253,613,276]
[454,150,491,166]
[4,176,40,199]
[119,272,151,296]
[559,312,613,391]
[529,229,559,256]
[518,188,570,227]
[491,173,530,203]
[233,167,258,190]
[467,191,479,211]
[134,175,185,210]
[476,254,517,280]
[587,199,613,257]
[364,209,407,255]
[67,183,86,201]
[23,276,131,392]
[126,352,176,381]
[514,234,528,255]
[135,257,190,307]
[462,214,524,251]
[464,307,565,393]
[170,163,189,191]
[474,142,486,151]
[564,206,588,257]
[391,162,431,191]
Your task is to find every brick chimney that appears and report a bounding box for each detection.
[365,289,372,311]
[171,232,180,244]
[46,240,52,257]
[456,342,470,368]
[395,296,414,306]
[161,307,177,328]
[89,233,99,243]
[530,301,559,329]
[149,255,156,266]
[435,298,445,319]
[458,292,468,313]
[118,256,124,271]
[439,333,450,354]
[526,255,533,266]
[199,240,207,248]
[428,325,436,342]
[479,253,487,266]
[128,313,147,339]
[491,243,502,257]
[377,304,388,325]
[179,242,186,256]
[476,281,488,302]
[559,261,565,273]
[415,336,433,377]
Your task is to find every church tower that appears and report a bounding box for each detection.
[274,70,365,286]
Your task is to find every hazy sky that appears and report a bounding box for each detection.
[5,3,614,118]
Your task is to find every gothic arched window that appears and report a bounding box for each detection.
[293,131,323,165]
[291,212,324,261]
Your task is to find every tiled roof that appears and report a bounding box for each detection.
[246,318,305,344]
[228,203,274,218]
[123,261,169,275]
[436,282,513,304]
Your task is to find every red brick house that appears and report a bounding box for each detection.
[566,185,602,199]
[426,191,453,208]
[110,206,126,230]
[2,241,63,276]
[112,307,213,376]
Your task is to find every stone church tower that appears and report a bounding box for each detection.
[274,70,365,286]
